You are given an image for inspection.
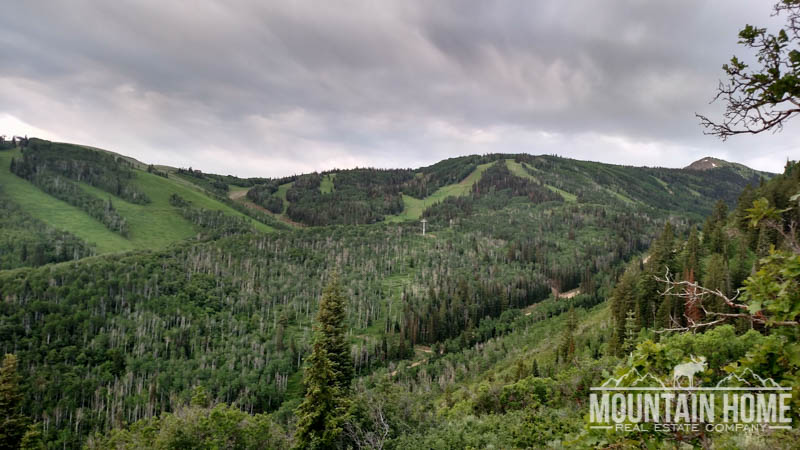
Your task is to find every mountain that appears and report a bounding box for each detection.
[0,138,769,270]
[684,155,772,180]
[0,138,791,448]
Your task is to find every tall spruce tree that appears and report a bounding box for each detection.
[294,274,353,449]
[638,222,676,329]
[0,354,28,450]
[315,274,353,390]
[610,268,639,354]
[294,342,348,449]
[559,307,577,362]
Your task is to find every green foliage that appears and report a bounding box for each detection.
[0,138,776,447]
[0,140,277,256]
[10,158,131,236]
[0,354,29,450]
[285,170,408,225]
[700,1,800,138]
[246,182,285,213]
[0,190,94,269]
[294,275,353,449]
[87,402,286,450]
[11,139,150,204]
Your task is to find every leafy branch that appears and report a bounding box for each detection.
[698,1,800,139]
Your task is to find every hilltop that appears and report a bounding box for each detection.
[684,156,772,179]
[0,138,770,270]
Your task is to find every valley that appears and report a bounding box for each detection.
[0,138,797,449]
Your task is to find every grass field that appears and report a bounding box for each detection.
[505,159,578,202]
[228,185,249,195]
[0,148,137,253]
[320,174,335,194]
[0,147,273,254]
[274,181,293,214]
[385,162,495,222]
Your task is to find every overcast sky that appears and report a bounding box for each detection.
[1,1,797,177]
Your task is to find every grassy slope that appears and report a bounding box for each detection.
[320,174,335,194]
[385,162,495,222]
[506,159,578,202]
[274,181,293,214]
[0,147,272,254]
[0,148,136,253]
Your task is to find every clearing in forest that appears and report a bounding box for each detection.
[385,161,494,222]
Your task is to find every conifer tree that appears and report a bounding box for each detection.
[560,307,577,361]
[294,275,353,449]
[294,342,348,449]
[622,310,638,353]
[315,274,353,390]
[0,354,29,450]
[638,223,675,329]
[610,268,639,354]
[683,227,702,279]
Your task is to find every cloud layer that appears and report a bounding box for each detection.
[0,0,796,176]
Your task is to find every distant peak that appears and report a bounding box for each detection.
[684,157,728,171]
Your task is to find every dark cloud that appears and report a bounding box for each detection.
[0,0,795,176]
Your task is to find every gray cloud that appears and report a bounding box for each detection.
[0,0,796,176]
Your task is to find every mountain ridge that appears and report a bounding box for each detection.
[0,138,771,267]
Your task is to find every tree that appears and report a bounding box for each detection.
[559,307,577,362]
[0,354,29,450]
[698,1,800,138]
[610,268,640,354]
[314,274,353,390]
[294,342,348,449]
[294,274,353,449]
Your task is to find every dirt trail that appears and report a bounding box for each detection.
[389,345,434,376]
[228,189,248,200]
[524,287,582,316]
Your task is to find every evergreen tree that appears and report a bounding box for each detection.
[294,275,353,449]
[276,313,288,352]
[315,274,353,390]
[560,307,577,361]
[682,227,702,279]
[610,268,639,354]
[293,342,348,449]
[622,310,638,353]
[0,354,28,450]
[638,223,676,329]
[703,253,732,310]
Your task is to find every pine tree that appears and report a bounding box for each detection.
[703,253,732,310]
[294,275,353,449]
[560,307,577,361]
[622,310,638,353]
[293,341,347,449]
[514,359,527,380]
[315,274,353,390]
[276,313,288,352]
[610,268,639,354]
[638,223,676,329]
[683,227,702,279]
[0,354,29,450]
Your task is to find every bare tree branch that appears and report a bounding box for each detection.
[654,269,799,333]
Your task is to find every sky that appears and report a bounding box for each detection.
[0,0,797,177]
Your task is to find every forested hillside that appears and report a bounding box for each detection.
[0,139,284,269]
[0,136,784,448]
[241,154,767,227]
